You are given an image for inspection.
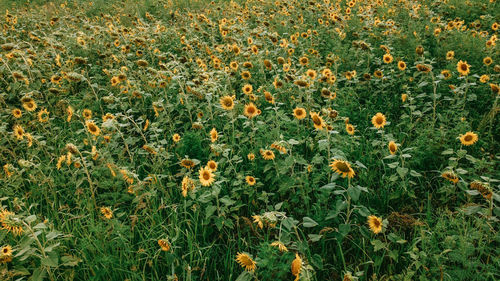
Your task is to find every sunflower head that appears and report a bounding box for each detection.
[330,159,355,178]
[371,112,387,129]
[220,95,235,110]
[235,252,256,271]
[206,160,217,172]
[158,239,171,251]
[388,141,398,155]
[199,167,215,186]
[459,131,478,146]
[457,60,470,76]
[246,176,256,186]
[293,107,307,120]
[367,215,383,234]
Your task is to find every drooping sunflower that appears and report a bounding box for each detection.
[199,167,215,186]
[244,103,259,119]
[388,141,398,155]
[206,160,218,172]
[66,106,74,122]
[330,159,355,178]
[0,210,23,235]
[181,176,195,197]
[310,112,325,130]
[247,153,255,161]
[470,181,493,200]
[401,93,408,102]
[260,149,275,160]
[367,215,383,234]
[293,107,307,120]
[220,95,235,110]
[490,83,499,94]
[459,131,478,146]
[441,171,459,184]
[158,239,171,251]
[371,112,387,129]
[100,207,113,219]
[291,253,302,281]
[86,121,101,136]
[457,60,470,76]
[180,159,195,169]
[235,252,256,271]
[246,176,256,186]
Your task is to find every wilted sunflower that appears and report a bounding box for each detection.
[293,107,307,120]
[470,181,492,200]
[235,252,256,271]
[441,171,459,184]
[244,103,259,119]
[260,149,275,160]
[371,112,387,129]
[247,153,255,161]
[158,239,171,251]
[199,167,215,186]
[457,60,470,76]
[100,207,113,219]
[367,215,383,234]
[490,83,499,94]
[459,131,478,146]
[220,95,235,110]
[86,121,101,136]
[330,159,355,178]
[181,176,195,197]
[291,253,302,281]
[270,241,288,252]
[246,176,256,186]
[388,141,398,155]
[0,210,23,236]
[206,160,218,172]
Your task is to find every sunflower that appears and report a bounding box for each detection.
[396,60,407,71]
[0,210,23,236]
[11,108,22,118]
[244,103,259,119]
[330,159,355,178]
[470,181,493,200]
[446,51,454,60]
[0,245,12,264]
[83,109,92,119]
[21,98,37,112]
[13,125,24,140]
[490,83,499,94]
[483,57,492,66]
[306,69,317,80]
[457,60,470,76]
[371,112,387,129]
[260,149,275,160]
[235,252,256,271]
[441,171,459,184]
[242,84,253,95]
[401,93,408,102]
[86,121,101,136]
[210,128,218,142]
[459,131,478,146]
[441,70,451,79]
[479,75,489,83]
[100,207,113,219]
[37,108,50,122]
[388,141,398,155]
[199,167,215,186]
[310,111,325,130]
[220,95,235,110]
[293,107,307,120]
[180,159,195,169]
[383,53,393,64]
[158,239,171,251]
[66,106,74,122]
[367,215,383,234]
[172,133,181,143]
[102,113,115,122]
[346,123,355,135]
[374,70,383,78]
[299,56,309,65]
[291,253,302,281]
[270,241,288,252]
[247,153,255,161]
[206,160,218,172]
[181,176,195,197]
[246,176,256,186]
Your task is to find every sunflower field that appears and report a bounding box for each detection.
[0,0,499,280]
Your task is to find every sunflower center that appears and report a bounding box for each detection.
[464,135,472,141]
[336,162,350,172]
[224,99,233,107]
[376,117,384,124]
[461,64,468,71]
[203,172,210,180]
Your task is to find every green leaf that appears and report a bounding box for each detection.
[235,271,253,281]
[396,167,408,178]
[41,251,59,267]
[302,217,318,228]
[60,255,82,267]
[371,239,386,252]
[347,186,361,201]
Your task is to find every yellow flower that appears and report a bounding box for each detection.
[246,176,256,186]
[346,123,355,135]
[270,241,288,252]
[181,176,195,197]
[11,108,22,118]
[459,131,478,146]
[383,53,393,64]
[457,60,470,76]
[13,125,24,140]
[260,149,275,160]
[244,103,259,119]
[0,245,13,264]
[0,210,23,236]
[291,253,302,281]
[206,160,218,172]
[210,128,218,142]
[397,60,406,70]
[158,239,171,251]
[371,112,387,129]
[37,108,50,122]
[22,98,37,112]
[100,207,113,219]
[367,215,383,234]
[293,107,307,120]
[86,121,101,136]
[310,111,325,130]
[235,252,256,271]
[172,133,181,143]
[330,159,355,178]
[220,95,235,110]
[388,141,398,155]
[199,167,215,186]
[441,171,459,184]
